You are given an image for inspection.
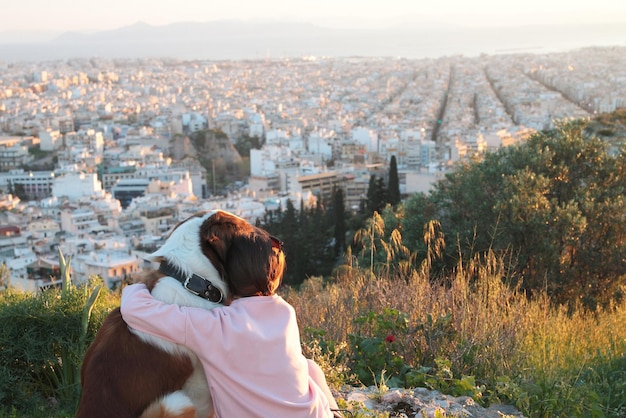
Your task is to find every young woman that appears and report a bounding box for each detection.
[121,230,340,417]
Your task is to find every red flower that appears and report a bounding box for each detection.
[385,334,396,343]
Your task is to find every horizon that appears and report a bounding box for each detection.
[2,1,626,63]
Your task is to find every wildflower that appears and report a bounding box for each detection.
[385,334,396,343]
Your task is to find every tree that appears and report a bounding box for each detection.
[401,119,626,309]
[259,199,338,286]
[366,175,378,215]
[387,155,401,206]
[280,200,304,284]
[366,175,387,215]
[332,187,346,257]
[376,177,387,213]
[234,134,262,158]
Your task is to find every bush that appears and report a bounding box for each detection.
[0,279,117,416]
[347,308,411,387]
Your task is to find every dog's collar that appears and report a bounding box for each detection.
[158,261,224,303]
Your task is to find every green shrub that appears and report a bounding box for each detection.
[347,308,411,387]
[0,278,117,416]
[581,352,626,416]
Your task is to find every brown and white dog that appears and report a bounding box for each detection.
[77,210,261,418]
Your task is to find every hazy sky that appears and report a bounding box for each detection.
[6,0,626,32]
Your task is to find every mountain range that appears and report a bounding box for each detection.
[1,20,625,62]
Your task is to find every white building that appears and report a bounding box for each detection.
[25,217,60,240]
[60,207,107,237]
[351,128,379,153]
[39,129,62,151]
[73,250,141,289]
[52,172,106,201]
[250,145,294,177]
[1,246,38,290]
[307,134,333,161]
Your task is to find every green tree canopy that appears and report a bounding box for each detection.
[260,199,337,286]
[401,119,626,309]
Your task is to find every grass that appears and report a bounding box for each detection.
[287,251,626,417]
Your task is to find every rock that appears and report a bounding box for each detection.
[380,390,404,404]
[335,386,525,417]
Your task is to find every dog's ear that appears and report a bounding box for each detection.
[199,211,254,278]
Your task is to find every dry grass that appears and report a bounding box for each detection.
[283,250,626,415]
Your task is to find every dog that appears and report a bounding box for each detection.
[77,210,261,418]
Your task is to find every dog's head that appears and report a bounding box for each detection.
[146,210,284,306]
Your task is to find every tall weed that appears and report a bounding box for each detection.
[286,252,626,417]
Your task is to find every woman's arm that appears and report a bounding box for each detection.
[120,283,195,344]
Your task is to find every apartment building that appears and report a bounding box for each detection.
[295,171,340,203]
[111,178,150,208]
[73,250,140,289]
[0,143,34,171]
[0,170,55,199]
[60,206,107,237]
[100,166,137,190]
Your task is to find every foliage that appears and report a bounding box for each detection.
[27,144,51,159]
[581,353,626,416]
[234,133,262,157]
[366,175,388,216]
[401,119,626,309]
[405,359,485,402]
[332,187,347,257]
[586,108,626,144]
[348,309,411,387]
[4,245,626,416]
[0,253,118,417]
[288,237,626,417]
[260,199,341,285]
[387,155,401,206]
[302,327,358,389]
[353,211,386,274]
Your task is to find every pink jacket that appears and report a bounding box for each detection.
[120,284,332,418]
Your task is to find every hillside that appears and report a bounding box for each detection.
[587,107,626,145]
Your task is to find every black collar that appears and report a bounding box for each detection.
[159,261,224,303]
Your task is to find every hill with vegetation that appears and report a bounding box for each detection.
[0,113,625,417]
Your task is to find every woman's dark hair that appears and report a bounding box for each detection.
[225,227,285,297]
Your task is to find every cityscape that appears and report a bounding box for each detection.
[1,44,625,292]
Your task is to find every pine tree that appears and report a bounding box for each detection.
[366,174,386,215]
[366,174,377,215]
[332,187,346,257]
[376,177,387,212]
[388,155,400,206]
[281,199,304,285]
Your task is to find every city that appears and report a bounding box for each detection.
[0,45,625,291]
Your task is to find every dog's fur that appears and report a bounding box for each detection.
[77,210,259,418]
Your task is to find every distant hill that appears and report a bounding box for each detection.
[1,20,625,62]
